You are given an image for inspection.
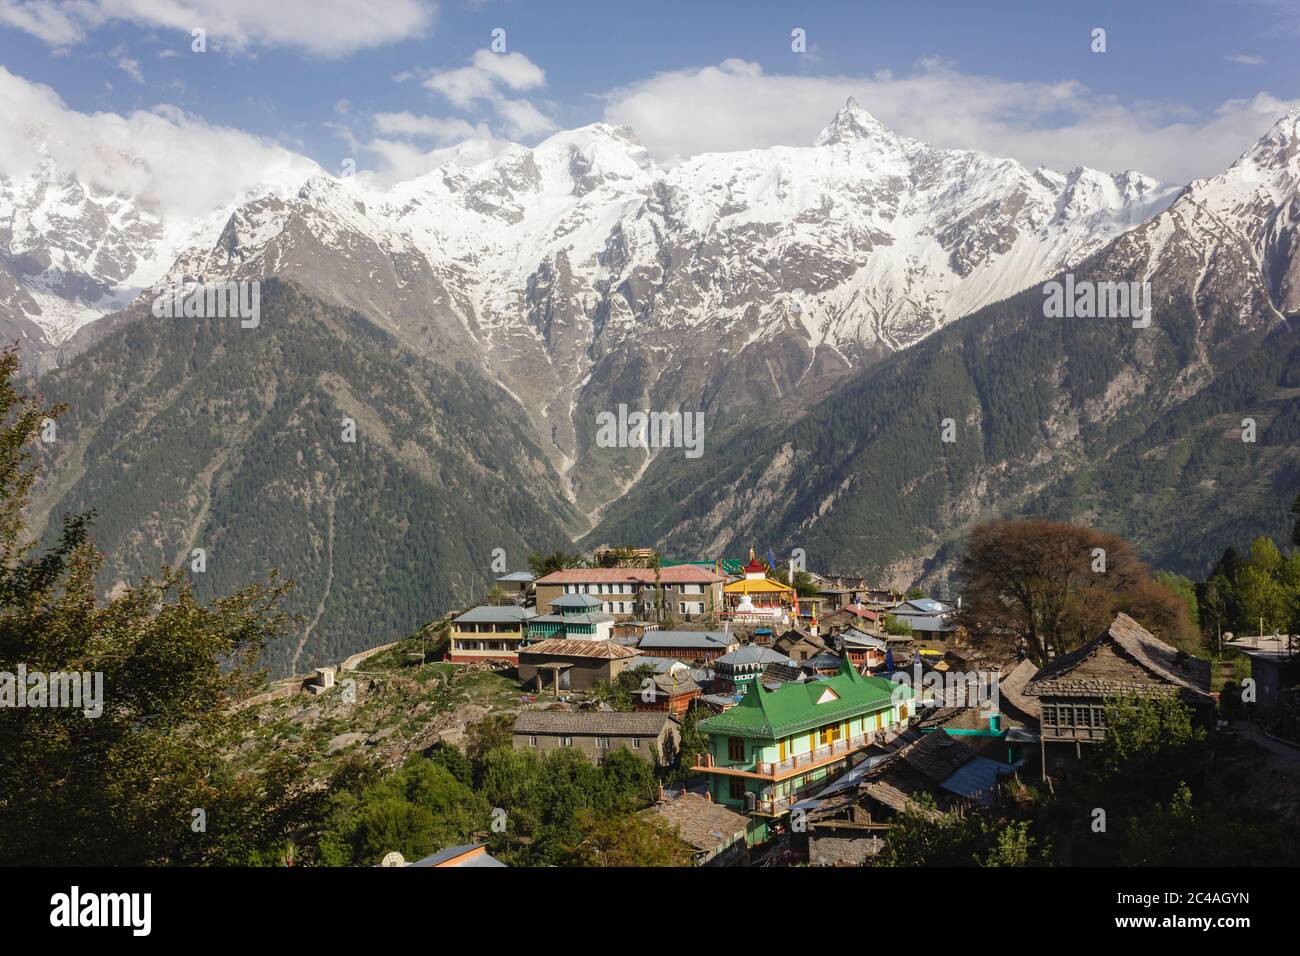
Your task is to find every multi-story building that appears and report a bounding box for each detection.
[533,566,726,621]
[448,605,536,663]
[527,593,616,642]
[693,658,913,842]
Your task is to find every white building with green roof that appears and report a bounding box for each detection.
[694,659,913,840]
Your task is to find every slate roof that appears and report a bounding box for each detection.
[998,659,1042,720]
[646,671,703,697]
[644,794,748,853]
[513,710,677,736]
[519,639,639,660]
[698,659,905,740]
[1024,613,1212,701]
[802,651,846,671]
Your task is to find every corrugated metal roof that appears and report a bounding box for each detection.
[454,605,536,624]
[519,639,639,659]
[638,630,734,650]
[939,756,1020,806]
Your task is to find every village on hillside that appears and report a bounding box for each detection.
[336,536,1300,868]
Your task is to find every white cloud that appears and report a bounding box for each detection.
[359,135,506,185]
[0,0,436,57]
[417,48,554,141]
[1224,53,1267,65]
[110,44,144,83]
[423,49,545,108]
[0,66,319,220]
[494,99,556,139]
[601,58,1300,183]
[373,111,483,141]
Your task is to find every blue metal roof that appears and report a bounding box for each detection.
[939,757,1022,806]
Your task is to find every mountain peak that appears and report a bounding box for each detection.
[814,98,898,147]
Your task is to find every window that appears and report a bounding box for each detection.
[561,736,573,747]
[820,726,833,747]
[596,737,610,750]
[528,736,538,747]
[1094,707,1106,728]
[729,778,745,802]
[1043,705,1057,726]
[727,737,745,762]
[633,738,641,749]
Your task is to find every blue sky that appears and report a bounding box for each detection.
[2,0,1299,199]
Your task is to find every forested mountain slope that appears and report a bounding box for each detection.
[29,280,583,675]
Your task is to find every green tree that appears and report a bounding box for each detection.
[876,794,1041,866]
[317,759,488,866]
[883,614,913,636]
[528,550,587,578]
[1084,693,1206,814]
[0,347,296,865]
[464,712,516,767]
[558,809,692,866]
[425,740,474,787]
[1153,571,1199,630]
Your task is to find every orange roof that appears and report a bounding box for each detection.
[535,566,725,585]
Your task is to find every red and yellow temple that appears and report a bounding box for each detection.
[722,550,797,622]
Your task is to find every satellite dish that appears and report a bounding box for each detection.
[381,851,406,867]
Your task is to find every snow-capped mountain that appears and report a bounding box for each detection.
[587,107,1300,586]
[120,100,1177,510]
[0,154,315,357]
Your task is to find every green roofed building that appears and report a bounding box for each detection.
[694,659,913,841]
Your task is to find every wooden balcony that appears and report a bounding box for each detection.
[693,730,879,783]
